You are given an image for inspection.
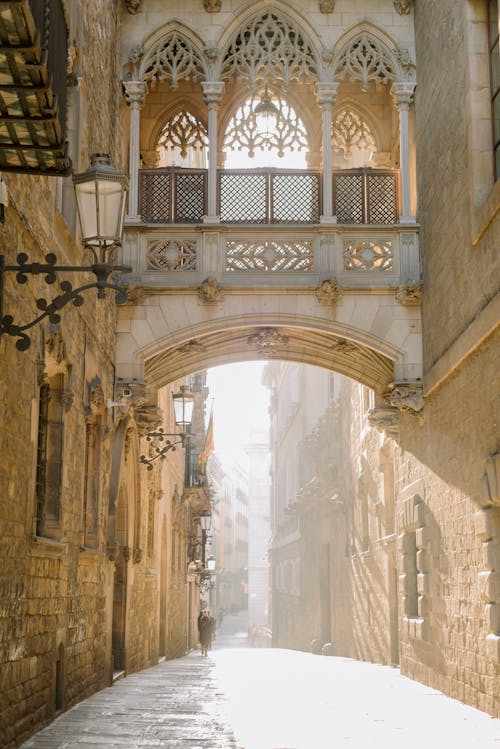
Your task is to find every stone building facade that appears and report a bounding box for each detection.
[0,0,498,746]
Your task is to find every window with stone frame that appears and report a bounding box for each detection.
[488,0,500,178]
[35,373,65,538]
[82,418,102,548]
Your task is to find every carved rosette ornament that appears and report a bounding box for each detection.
[393,0,413,14]
[176,339,207,354]
[330,337,357,353]
[368,406,400,440]
[395,281,423,306]
[315,279,342,305]
[197,278,224,304]
[384,381,423,413]
[247,327,289,356]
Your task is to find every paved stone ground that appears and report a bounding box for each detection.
[20,612,500,749]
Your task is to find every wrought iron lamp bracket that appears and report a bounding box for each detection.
[140,427,191,470]
[0,251,131,351]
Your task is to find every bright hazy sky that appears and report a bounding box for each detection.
[206,362,270,470]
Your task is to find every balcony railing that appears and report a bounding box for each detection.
[139,167,400,225]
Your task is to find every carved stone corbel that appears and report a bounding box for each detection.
[107,540,120,562]
[197,277,224,304]
[384,381,423,414]
[368,406,400,439]
[124,0,141,14]
[133,547,143,564]
[203,0,221,10]
[315,279,343,305]
[395,281,422,306]
[319,0,335,11]
[134,404,164,437]
[393,0,413,14]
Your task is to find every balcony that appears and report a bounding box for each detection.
[0,0,70,174]
[139,167,400,226]
[122,165,418,289]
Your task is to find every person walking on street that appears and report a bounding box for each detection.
[198,610,213,656]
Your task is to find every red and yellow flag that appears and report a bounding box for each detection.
[198,408,214,467]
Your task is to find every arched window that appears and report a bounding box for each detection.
[156,109,208,168]
[223,88,308,168]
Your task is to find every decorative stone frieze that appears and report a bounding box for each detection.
[395,281,423,306]
[384,380,423,413]
[319,0,335,13]
[197,277,224,304]
[247,327,289,356]
[315,279,342,305]
[393,0,413,14]
[367,406,400,439]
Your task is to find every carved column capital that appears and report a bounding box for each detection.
[201,81,225,109]
[393,0,413,14]
[368,406,400,440]
[123,80,146,109]
[391,82,416,110]
[384,381,423,413]
[315,82,339,109]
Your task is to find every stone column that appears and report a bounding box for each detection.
[392,83,416,224]
[201,81,225,224]
[123,80,146,222]
[315,82,339,224]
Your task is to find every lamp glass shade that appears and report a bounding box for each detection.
[199,510,212,532]
[172,386,194,430]
[73,154,127,248]
[206,556,216,572]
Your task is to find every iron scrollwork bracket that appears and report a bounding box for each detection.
[140,427,190,471]
[0,252,131,350]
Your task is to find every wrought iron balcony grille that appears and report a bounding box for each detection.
[139,167,400,225]
[0,0,70,174]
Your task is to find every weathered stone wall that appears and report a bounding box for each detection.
[0,2,125,746]
[395,0,500,717]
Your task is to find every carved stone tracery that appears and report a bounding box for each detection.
[224,89,308,158]
[332,108,376,158]
[140,32,206,89]
[221,12,319,87]
[335,33,398,92]
[157,110,208,159]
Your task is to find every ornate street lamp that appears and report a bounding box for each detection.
[140,385,195,470]
[199,510,212,566]
[0,154,129,350]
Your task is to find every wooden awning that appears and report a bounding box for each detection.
[0,0,70,175]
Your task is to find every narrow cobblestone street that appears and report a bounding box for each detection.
[20,613,500,749]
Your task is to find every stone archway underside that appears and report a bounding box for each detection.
[144,324,394,394]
